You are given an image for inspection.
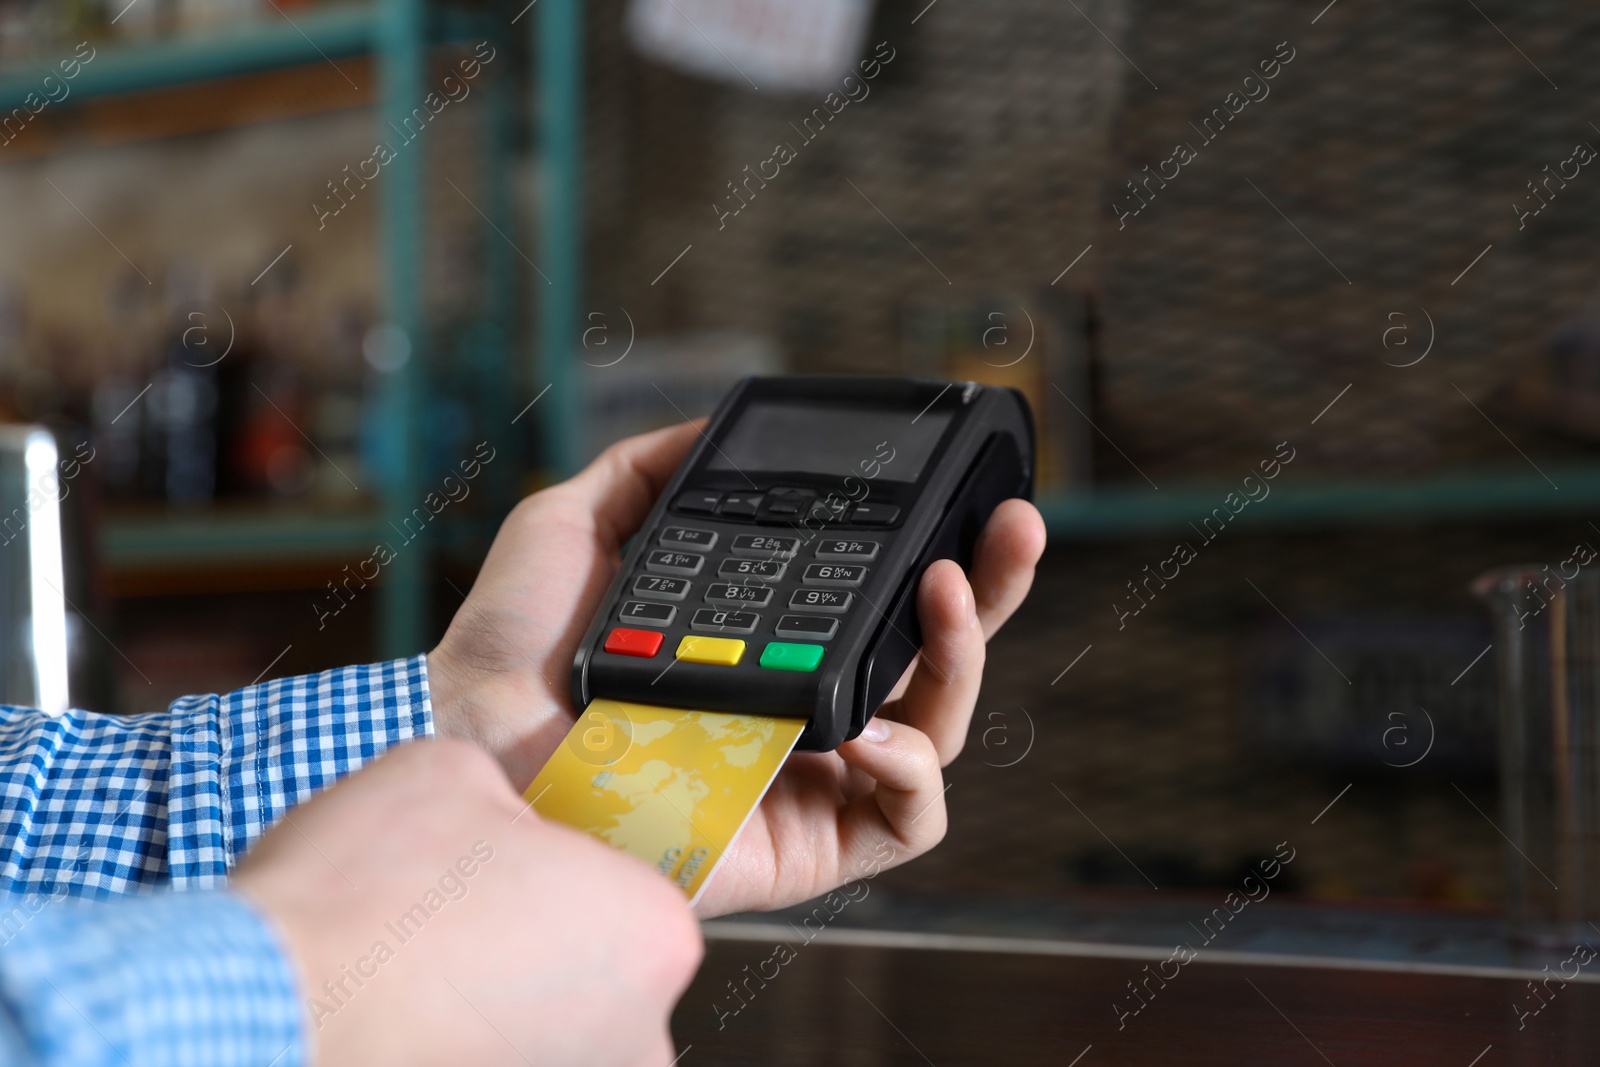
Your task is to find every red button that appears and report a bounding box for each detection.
[604,627,663,658]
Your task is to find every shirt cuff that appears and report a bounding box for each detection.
[0,889,304,1067]
[168,655,434,889]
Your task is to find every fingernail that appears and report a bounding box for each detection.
[860,718,891,742]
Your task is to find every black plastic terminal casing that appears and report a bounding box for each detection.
[571,375,1035,752]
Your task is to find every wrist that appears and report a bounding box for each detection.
[425,644,564,792]
[424,645,471,743]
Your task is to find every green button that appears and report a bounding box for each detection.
[760,642,825,672]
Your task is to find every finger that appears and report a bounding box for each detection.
[470,418,703,603]
[627,1032,677,1067]
[969,498,1046,640]
[835,717,948,869]
[879,500,1041,707]
[546,419,705,550]
[450,420,703,720]
[879,560,985,765]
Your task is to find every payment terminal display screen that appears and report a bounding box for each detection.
[706,400,953,482]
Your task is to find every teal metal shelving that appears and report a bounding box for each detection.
[17,2,584,659]
[1038,465,1600,540]
[102,508,384,568]
[0,4,505,107]
[0,5,379,108]
[104,465,1598,566]
[536,0,584,481]
[375,0,429,657]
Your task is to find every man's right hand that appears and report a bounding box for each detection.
[232,738,702,1067]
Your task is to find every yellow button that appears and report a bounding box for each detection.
[675,635,746,666]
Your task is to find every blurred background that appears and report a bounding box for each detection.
[7,0,1600,1059]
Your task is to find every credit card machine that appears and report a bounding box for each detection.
[571,376,1035,751]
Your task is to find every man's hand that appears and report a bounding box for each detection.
[427,421,1046,917]
[234,739,702,1067]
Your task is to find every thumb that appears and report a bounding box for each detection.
[544,419,705,550]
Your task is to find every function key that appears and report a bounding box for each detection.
[674,490,722,515]
[705,582,773,607]
[604,627,664,658]
[659,526,717,551]
[730,534,799,560]
[760,488,813,518]
[690,608,760,634]
[816,538,880,562]
[808,498,850,524]
[619,601,677,626]
[775,615,838,641]
[719,558,787,580]
[675,635,745,666]
[645,550,705,576]
[633,574,691,601]
[803,563,867,588]
[759,641,825,672]
[789,588,852,613]
[850,504,900,526]
[719,492,764,518]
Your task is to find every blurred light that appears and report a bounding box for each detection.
[24,431,68,717]
[363,325,411,372]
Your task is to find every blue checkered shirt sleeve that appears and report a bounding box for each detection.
[0,887,304,1067]
[0,654,435,1066]
[0,655,433,897]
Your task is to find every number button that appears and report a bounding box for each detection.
[719,558,787,580]
[730,534,799,559]
[659,526,717,551]
[789,589,852,613]
[633,575,691,601]
[815,539,880,561]
[775,615,838,641]
[690,608,760,634]
[705,583,773,607]
[802,563,867,588]
[619,601,676,626]
[645,550,705,576]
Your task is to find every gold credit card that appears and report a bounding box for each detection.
[525,699,804,904]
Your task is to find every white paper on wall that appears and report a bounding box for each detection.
[626,0,875,94]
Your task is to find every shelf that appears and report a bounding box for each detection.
[0,0,573,653]
[0,6,379,110]
[0,4,494,111]
[101,463,1600,571]
[102,506,383,570]
[707,889,1547,980]
[1038,465,1600,540]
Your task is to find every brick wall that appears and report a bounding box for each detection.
[579,0,1600,906]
